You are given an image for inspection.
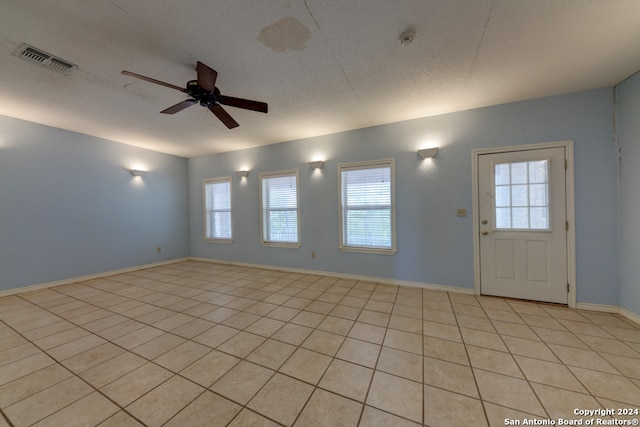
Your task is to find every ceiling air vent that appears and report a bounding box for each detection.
[13,43,76,74]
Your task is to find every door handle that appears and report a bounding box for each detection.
[482,231,489,235]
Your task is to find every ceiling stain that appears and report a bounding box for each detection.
[257,17,311,52]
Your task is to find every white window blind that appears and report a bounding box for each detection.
[339,159,396,253]
[203,177,232,241]
[260,170,300,245]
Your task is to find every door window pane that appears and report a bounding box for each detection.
[494,160,550,230]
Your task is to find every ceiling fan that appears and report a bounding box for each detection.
[121,61,268,129]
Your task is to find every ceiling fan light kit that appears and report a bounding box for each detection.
[121,61,268,129]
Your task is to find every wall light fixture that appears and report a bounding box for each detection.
[308,160,325,169]
[130,169,147,177]
[236,170,249,178]
[417,147,439,159]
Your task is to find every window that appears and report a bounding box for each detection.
[260,169,300,247]
[338,159,396,254]
[494,160,550,230]
[203,177,232,242]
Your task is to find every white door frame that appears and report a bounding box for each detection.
[472,140,576,308]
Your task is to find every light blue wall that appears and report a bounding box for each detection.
[189,88,619,306]
[616,72,640,316]
[0,116,190,291]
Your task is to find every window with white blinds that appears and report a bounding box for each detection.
[338,159,396,254]
[203,177,232,242]
[260,170,300,246]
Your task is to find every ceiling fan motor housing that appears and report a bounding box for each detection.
[186,80,218,106]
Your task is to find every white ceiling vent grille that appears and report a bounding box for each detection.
[13,43,76,74]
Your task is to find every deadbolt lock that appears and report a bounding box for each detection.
[481,220,488,225]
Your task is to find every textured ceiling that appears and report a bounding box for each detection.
[1,0,639,158]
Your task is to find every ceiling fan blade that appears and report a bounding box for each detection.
[161,99,197,114]
[218,95,268,113]
[121,70,186,92]
[209,104,239,129]
[197,61,218,93]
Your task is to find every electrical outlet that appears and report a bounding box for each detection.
[456,208,467,217]
[311,251,316,259]
[157,247,162,253]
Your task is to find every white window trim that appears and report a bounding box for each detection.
[259,169,301,248]
[203,176,233,244]
[338,158,397,255]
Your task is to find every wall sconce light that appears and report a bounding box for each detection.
[417,147,439,159]
[235,170,249,178]
[308,160,325,169]
[130,169,147,177]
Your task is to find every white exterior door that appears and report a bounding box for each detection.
[477,146,568,304]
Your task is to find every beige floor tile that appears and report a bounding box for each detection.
[423,320,463,342]
[212,361,274,404]
[548,343,619,374]
[600,352,640,378]
[165,391,242,427]
[153,313,194,331]
[330,305,362,320]
[340,296,368,309]
[514,355,588,393]
[520,314,567,330]
[541,306,589,322]
[532,327,589,348]
[467,345,523,378]
[424,356,479,398]
[569,366,640,405]
[248,373,314,426]
[377,346,422,382]
[290,310,326,328]
[192,324,239,348]
[305,300,336,315]
[492,320,539,340]
[422,308,457,326]
[359,405,421,427]
[97,319,146,341]
[601,325,640,343]
[33,327,91,350]
[113,326,165,350]
[294,388,363,427]
[358,309,391,327]
[100,362,172,407]
[317,316,354,336]
[483,402,548,427]
[0,351,55,385]
[336,337,381,368]
[301,329,345,356]
[21,320,77,341]
[485,308,524,324]
[154,340,211,372]
[127,375,204,426]
[531,382,602,420]
[245,317,285,337]
[393,304,423,319]
[131,332,186,360]
[453,303,486,318]
[180,349,241,387]
[422,335,470,365]
[455,313,496,332]
[0,363,72,408]
[266,306,301,322]
[280,347,331,385]
[577,334,640,358]
[202,307,240,323]
[170,318,215,339]
[366,371,423,423]
[222,312,261,329]
[501,335,560,362]
[424,385,488,427]
[62,342,125,373]
[227,408,281,427]
[247,339,296,370]
[319,358,373,402]
[32,391,119,427]
[79,351,146,388]
[348,322,386,344]
[460,328,508,352]
[4,376,93,426]
[559,319,613,338]
[217,331,266,358]
[383,329,423,354]
[474,369,545,416]
[271,323,313,346]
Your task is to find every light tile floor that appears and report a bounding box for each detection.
[0,260,639,426]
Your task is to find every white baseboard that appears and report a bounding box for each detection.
[620,307,640,326]
[575,302,620,313]
[189,257,475,295]
[0,258,190,298]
